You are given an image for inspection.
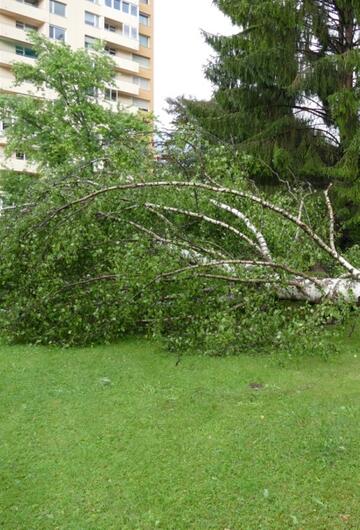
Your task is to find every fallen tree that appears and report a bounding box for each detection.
[1,37,357,353]
[1,156,358,352]
[43,179,360,304]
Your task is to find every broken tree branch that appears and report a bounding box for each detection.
[44,180,360,278]
[209,199,273,262]
[324,184,336,253]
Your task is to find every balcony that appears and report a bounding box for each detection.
[103,4,139,26]
[103,100,141,116]
[86,25,139,52]
[111,54,139,74]
[0,76,54,99]
[103,30,139,52]
[115,78,139,96]
[0,0,46,25]
[0,76,35,95]
[0,152,37,174]
[0,49,36,68]
[0,22,34,45]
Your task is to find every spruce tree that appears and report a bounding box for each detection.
[178,0,360,240]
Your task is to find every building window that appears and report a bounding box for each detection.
[16,20,37,31]
[119,24,138,40]
[104,22,117,32]
[16,0,39,5]
[0,121,10,135]
[139,34,149,48]
[15,44,37,58]
[133,97,149,111]
[49,0,66,17]
[105,0,120,9]
[85,35,98,49]
[105,46,116,56]
[86,87,98,97]
[85,11,100,27]
[139,13,149,26]
[140,0,149,4]
[105,0,138,16]
[132,54,150,68]
[133,76,150,90]
[49,24,65,41]
[105,88,118,102]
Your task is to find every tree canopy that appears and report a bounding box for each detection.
[0,34,152,183]
[174,0,360,240]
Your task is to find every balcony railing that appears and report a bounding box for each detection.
[86,25,139,52]
[0,48,37,68]
[110,53,139,74]
[0,152,37,174]
[0,0,46,23]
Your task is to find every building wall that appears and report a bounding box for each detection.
[0,0,154,173]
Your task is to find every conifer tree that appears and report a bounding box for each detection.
[178,0,360,239]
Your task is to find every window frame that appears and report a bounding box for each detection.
[139,13,149,26]
[49,0,66,17]
[139,34,150,48]
[105,88,118,102]
[84,11,100,28]
[49,24,66,41]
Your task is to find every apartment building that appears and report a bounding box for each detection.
[0,0,153,172]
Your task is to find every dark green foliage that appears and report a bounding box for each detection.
[174,0,360,240]
[0,193,144,344]
[0,170,36,206]
[147,278,338,358]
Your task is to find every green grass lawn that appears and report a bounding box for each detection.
[1,330,360,530]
